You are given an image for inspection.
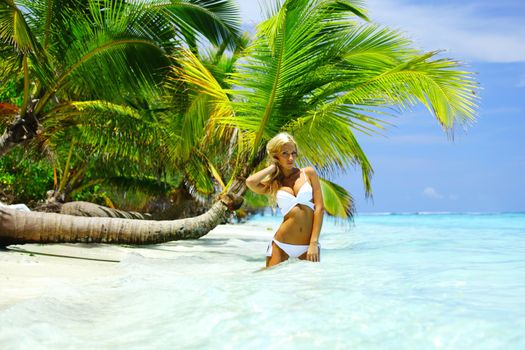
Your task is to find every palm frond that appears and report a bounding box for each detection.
[319,177,355,218]
[167,49,235,143]
[26,1,172,114]
[287,113,375,195]
[183,154,215,195]
[152,0,242,51]
[220,0,371,152]
[333,51,478,131]
[0,0,37,53]
[0,44,22,85]
[18,0,84,50]
[102,176,175,196]
[320,0,369,21]
[198,150,226,190]
[171,0,478,201]
[35,36,166,114]
[42,100,162,163]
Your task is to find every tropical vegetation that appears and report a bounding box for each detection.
[0,0,478,244]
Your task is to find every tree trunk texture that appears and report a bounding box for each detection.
[0,197,237,245]
[0,148,251,244]
[59,201,153,219]
[34,195,208,220]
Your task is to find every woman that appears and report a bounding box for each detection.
[246,133,324,267]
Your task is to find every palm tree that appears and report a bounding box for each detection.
[0,0,478,244]
[34,39,250,215]
[0,0,243,217]
[177,0,477,209]
[0,0,242,156]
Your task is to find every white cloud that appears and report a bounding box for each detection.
[366,0,525,63]
[423,187,444,199]
[237,0,525,63]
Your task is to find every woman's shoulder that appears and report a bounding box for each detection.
[302,166,317,177]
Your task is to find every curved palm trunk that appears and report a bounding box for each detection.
[0,198,234,245]
[59,201,153,220]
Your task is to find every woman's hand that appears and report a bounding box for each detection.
[266,162,279,176]
[306,242,320,262]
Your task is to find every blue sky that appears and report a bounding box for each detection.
[237,0,525,213]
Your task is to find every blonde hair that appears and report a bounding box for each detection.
[261,132,298,200]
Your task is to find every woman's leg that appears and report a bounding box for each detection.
[266,241,289,267]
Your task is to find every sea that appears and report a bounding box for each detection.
[1,212,524,349]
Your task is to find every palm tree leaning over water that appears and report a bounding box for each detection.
[0,0,478,244]
[170,0,478,220]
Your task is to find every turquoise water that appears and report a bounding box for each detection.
[1,213,524,349]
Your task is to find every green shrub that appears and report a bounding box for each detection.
[0,149,53,204]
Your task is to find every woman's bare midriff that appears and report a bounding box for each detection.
[274,205,314,244]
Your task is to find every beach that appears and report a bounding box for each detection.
[0,222,275,311]
[1,213,524,349]
[1,0,523,348]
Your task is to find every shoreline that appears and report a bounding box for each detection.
[0,222,275,311]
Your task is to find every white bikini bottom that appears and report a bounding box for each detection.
[266,239,311,258]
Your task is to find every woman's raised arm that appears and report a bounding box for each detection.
[246,164,277,195]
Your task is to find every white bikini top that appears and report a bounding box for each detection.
[276,169,315,216]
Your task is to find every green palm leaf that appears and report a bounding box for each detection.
[0,0,37,53]
[18,0,84,50]
[153,0,242,51]
[319,177,354,218]
[221,0,370,150]
[173,0,478,218]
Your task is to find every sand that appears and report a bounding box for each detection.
[0,222,275,310]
